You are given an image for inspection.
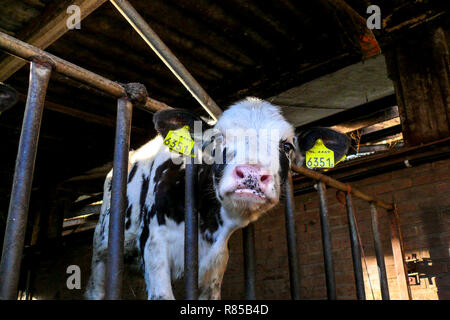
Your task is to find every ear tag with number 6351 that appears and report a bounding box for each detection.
[163,125,195,157]
[305,139,334,169]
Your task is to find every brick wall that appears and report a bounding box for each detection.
[28,158,449,300]
[221,158,450,300]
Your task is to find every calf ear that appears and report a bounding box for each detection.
[293,127,350,167]
[153,108,207,138]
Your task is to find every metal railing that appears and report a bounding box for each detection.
[0,0,410,300]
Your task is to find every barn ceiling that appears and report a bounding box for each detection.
[0,0,447,217]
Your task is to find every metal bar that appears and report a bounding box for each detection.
[317,181,337,300]
[0,31,170,113]
[242,224,256,300]
[184,157,198,299]
[345,193,366,300]
[370,202,390,300]
[105,96,133,300]
[283,172,301,300]
[110,0,223,121]
[388,204,412,300]
[0,59,52,299]
[292,164,393,210]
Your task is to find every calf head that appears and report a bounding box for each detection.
[153,98,350,224]
[292,127,351,168]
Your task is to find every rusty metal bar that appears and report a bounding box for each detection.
[283,172,301,300]
[110,0,222,121]
[317,181,337,300]
[388,204,412,300]
[184,157,198,299]
[345,193,366,300]
[104,96,133,300]
[0,59,53,299]
[0,31,170,113]
[370,202,390,300]
[242,224,256,300]
[292,164,393,210]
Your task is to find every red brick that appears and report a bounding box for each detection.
[436,181,450,194]
[432,159,450,170]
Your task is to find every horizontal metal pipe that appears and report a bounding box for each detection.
[292,164,393,210]
[110,0,223,121]
[0,31,170,113]
[0,59,52,299]
[105,97,133,300]
[242,224,256,300]
[283,172,301,300]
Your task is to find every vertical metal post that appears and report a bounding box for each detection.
[283,172,301,300]
[317,181,337,300]
[345,193,366,300]
[105,97,133,300]
[370,202,390,300]
[0,59,52,300]
[185,156,198,299]
[388,205,412,300]
[242,224,256,300]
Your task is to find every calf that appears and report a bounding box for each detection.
[85,97,349,300]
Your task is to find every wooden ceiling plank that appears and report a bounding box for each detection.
[0,0,107,82]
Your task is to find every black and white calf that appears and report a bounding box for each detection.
[86,97,349,300]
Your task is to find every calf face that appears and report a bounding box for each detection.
[154,97,296,224]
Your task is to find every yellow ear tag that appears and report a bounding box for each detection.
[163,125,195,157]
[305,139,334,169]
[323,155,346,172]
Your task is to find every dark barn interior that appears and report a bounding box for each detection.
[0,0,448,300]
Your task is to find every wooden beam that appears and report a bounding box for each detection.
[332,106,399,133]
[0,0,107,81]
[296,95,397,132]
[385,27,450,146]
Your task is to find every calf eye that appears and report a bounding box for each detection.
[283,142,294,153]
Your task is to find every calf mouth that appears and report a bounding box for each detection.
[231,188,266,202]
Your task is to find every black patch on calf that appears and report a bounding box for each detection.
[126,204,132,218]
[125,204,132,230]
[198,165,222,243]
[128,163,138,183]
[278,141,290,184]
[140,174,150,220]
[151,159,184,225]
[139,205,150,257]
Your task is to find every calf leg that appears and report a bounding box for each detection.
[199,246,229,300]
[85,252,106,300]
[142,233,175,300]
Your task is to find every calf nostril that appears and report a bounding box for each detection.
[260,175,271,183]
[235,167,245,179]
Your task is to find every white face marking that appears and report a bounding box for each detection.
[212,98,294,220]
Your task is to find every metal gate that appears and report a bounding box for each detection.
[0,0,410,300]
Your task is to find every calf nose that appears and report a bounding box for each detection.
[234,165,273,192]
